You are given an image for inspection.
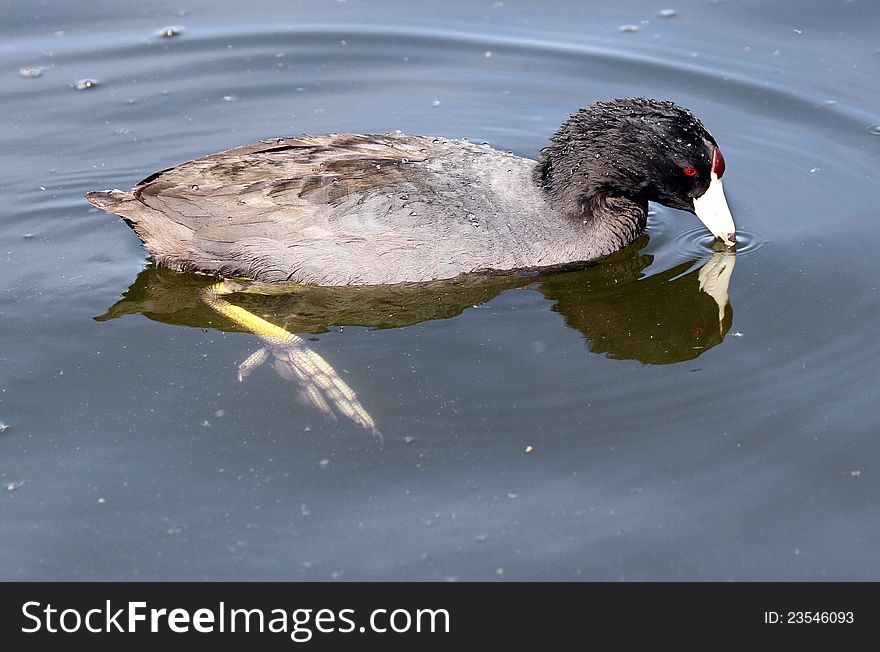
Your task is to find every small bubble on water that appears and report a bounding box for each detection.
[866,124,880,136]
[73,78,98,91]
[658,8,676,18]
[155,25,185,38]
[619,24,639,33]
[19,67,43,78]
[431,99,441,107]
[339,40,347,47]
[484,50,493,58]
[222,95,236,102]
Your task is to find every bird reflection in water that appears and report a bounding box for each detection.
[98,236,736,436]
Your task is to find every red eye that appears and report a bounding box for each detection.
[684,167,697,177]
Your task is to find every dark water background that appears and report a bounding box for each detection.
[1,0,878,579]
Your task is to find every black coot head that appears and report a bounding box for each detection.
[536,98,734,243]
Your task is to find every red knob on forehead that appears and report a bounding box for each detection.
[712,146,726,178]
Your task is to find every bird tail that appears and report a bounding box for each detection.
[84,189,136,210]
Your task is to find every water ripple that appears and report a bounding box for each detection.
[5,24,878,139]
[671,225,767,259]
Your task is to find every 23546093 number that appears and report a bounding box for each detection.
[787,612,853,624]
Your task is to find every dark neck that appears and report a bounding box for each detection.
[532,162,647,257]
[533,135,648,254]
[578,193,648,254]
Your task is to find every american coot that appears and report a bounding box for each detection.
[87,98,735,436]
[86,98,734,286]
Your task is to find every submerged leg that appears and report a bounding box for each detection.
[199,281,382,441]
[237,346,271,382]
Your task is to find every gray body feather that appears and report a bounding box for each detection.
[86,134,643,285]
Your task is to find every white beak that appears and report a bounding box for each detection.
[692,173,736,245]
